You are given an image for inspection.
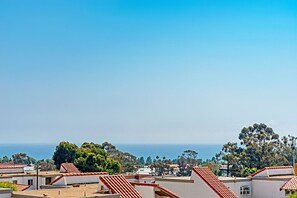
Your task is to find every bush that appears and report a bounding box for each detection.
[0,182,17,191]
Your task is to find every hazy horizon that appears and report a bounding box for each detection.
[1,0,296,144]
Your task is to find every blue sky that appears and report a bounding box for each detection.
[0,0,296,144]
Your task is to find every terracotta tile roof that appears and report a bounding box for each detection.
[131,182,181,198]
[100,175,142,198]
[0,164,25,169]
[63,172,108,176]
[60,163,80,173]
[251,166,293,177]
[193,167,238,198]
[15,184,30,191]
[49,172,108,185]
[281,176,297,191]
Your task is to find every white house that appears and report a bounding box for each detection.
[250,166,294,198]
[156,167,238,198]
[155,166,295,198]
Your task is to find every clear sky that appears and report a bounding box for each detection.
[0,0,296,144]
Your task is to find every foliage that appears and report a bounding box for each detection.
[0,153,35,165]
[239,123,281,168]
[177,150,199,176]
[0,182,17,191]
[102,142,138,173]
[0,156,11,163]
[288,193,297,198]
[151,156,171,176]
[137,157,145,166]
[75,142,121,174]
[37,159,56,171]
[52,141,121,174]
[12,153,36,164]
[242,167,257,176]
[217,123,295,176]
[53,141,78,168]
[145,156,152,165]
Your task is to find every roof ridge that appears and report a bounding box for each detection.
[251,166,293,177]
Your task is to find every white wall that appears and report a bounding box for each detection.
[135,186,155,198]
[0,188,12,198]
[223,180,252,198]
[156,180,197,198]
[156,174,219,198]
[0,178,12,183]
[0,168,23,174]
[252,180,286,198]
[53,174,107,186]
[253,168,293,177]
[191,171,220,198]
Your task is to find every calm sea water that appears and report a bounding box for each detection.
[0,144,222,161]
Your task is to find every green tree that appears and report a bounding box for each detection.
[145,156,152,165]
[177,150,199,176]
[2,156,10,163]
[151,156,171,176]
[239,123,280,168]
[137,157,145,166]
[102,142,138,173]
[52,141,78,168]
[217,123,294,176]
[12,153,36,164]
[219,142,243,176]
[38,159,56,171]
[74,142,122,174]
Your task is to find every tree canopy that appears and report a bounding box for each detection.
[53,141,78,168]
[217,123,295,176]
[52,141,138,174]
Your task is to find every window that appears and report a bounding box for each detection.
[28,179,33,186]
[240,186,250,195]
[12,180,17,184]
[45,177,52,185]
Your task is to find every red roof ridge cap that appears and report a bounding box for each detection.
[49,175,64,185]
[251,166,293,177]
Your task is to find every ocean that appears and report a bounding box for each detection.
[0,144,222,161]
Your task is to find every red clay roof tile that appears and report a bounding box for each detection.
[15,184,30,191]
[49,172,108,185]
[193,167,238,198]
[60,163,80,173]
[281,176,297,191]
[0,164,25,169]
[100,175,142,198]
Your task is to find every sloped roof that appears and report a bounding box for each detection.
[281,176,297,191]
[193,167,238,198]
[0,164,25,169]
[15,184,30,191]
[49,172,108,185]
[60,163,80,173]
[251,166,293,177]
[100,175,142,198]
[131,182,181,198]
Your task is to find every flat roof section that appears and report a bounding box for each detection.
[13,184,119,198]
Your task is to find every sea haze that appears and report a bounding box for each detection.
[0,144,222,161]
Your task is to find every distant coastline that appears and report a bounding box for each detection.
[0,143,222,161]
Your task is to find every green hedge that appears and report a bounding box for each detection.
[0,182,17,191]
